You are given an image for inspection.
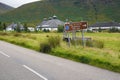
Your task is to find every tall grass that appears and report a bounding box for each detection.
[71,39,104,48]
[40,36,61,53]
[86,40,104,48]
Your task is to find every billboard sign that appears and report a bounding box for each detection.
[72,22,87,30]
[64,22,87,31]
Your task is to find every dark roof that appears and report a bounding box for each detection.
[37,15,64,28]
[43,19,64,27]
[7,22,24,29]
[40,19,64,28]
[89,22,120,27]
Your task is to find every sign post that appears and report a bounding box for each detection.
[64,21,88,47]
[64,23,71,47]
[81,30,85,48]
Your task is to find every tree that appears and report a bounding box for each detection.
[0,22,3,31]
[58,25,64,32]
[43,29,50,32]
[16,23,21,32]
[24,23,28,32]
[3,23,7,31]
[109,27,119,33]
[98,27,102,32]
[0,22,7,31]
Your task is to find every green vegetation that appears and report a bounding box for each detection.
[40,36,60,53]
[109,27,120,33]
[71,39,104,49]
[0,0,120,24]
[0,22,7,31]
[58,25,64,32]
[0,32,120,72]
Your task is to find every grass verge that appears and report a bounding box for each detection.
[0,32,120,72]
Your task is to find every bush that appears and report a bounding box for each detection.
[109,27,120,33]
[0,32,8,36]
[87,30,93,33]
[13,33,22,37]
[40,42,51,53]
[79,56,91,64]
[43,29,50,32]
[48,36,61,48]
[58,25,64,32]
[40,36,61,53]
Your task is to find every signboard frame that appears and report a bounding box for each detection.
[64,21,88,31]
[64,21,88,48]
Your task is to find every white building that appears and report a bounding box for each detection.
[88,22,120,31]
[36,15,64,31]
[6,22,24,31]
[28,27,35,32]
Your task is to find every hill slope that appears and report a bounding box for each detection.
[0,0,120,24]
[0,2,14,14]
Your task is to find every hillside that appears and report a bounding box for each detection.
[0,2,14,14]
[0,0,120,24]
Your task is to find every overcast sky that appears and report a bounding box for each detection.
[0,0,40,8]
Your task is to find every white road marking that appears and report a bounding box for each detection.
[0,51,10,57]
[23,65,48,80]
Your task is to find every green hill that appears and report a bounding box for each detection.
[0,0,120,24]
[0,2,14,14]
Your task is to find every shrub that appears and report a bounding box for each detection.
[43,29,50,32]
[109,27,119,33]
[58,25,64,32]
[46,35,49,37]
[87,30,93,33]
[79,56,91,64]
[0,32,8,36]
[48,36,61,48]
[40,36,61,53]
[40,42,51,53]
[13,33,22,37]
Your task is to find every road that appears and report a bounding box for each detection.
[0,41,120,80]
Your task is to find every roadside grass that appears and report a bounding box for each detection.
[0,32,120,72]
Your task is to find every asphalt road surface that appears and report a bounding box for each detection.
[0,41,120,80]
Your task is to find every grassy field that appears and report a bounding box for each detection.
[0,32,120,72]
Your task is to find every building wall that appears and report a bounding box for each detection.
[6,28,14,31]
[41,28,58,31]
[88,26,120,31]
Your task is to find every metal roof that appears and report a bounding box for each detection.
[89,22,120,27]
[36,15,65,28]
[40,19,64,28]
[7,22,24,29]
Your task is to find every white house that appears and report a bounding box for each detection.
[36,15,64,31]
[88,22,120,31]
[6,22,24,31]
[28,27,35,32]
